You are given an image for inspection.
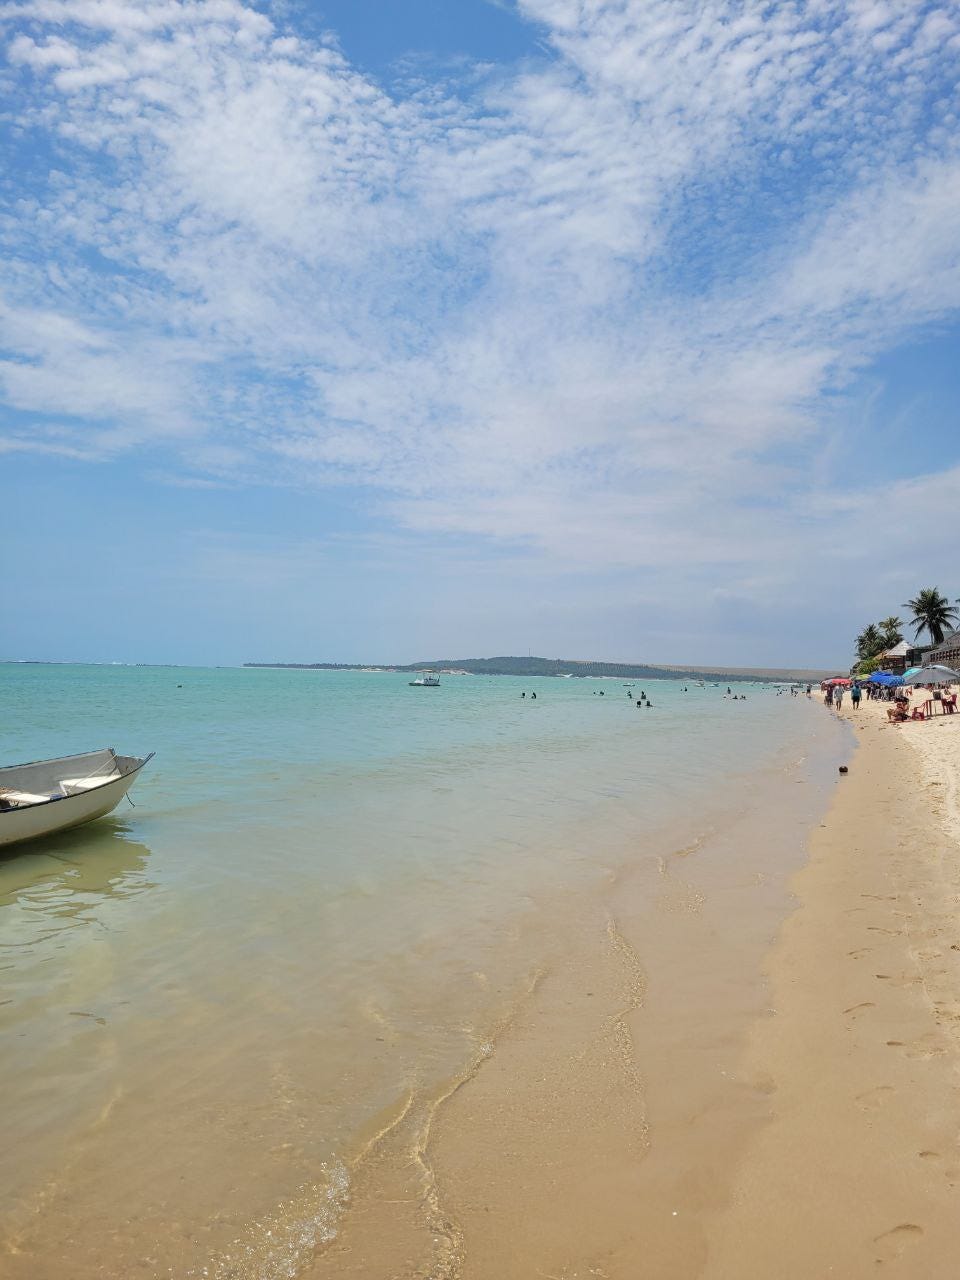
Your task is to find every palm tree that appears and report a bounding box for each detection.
[878,616,903,648]
[903,588,960,647]
[856,623,884,660]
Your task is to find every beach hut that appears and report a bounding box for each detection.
[878,640,910,674]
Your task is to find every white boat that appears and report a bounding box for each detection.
[0,748,153,850]
[408,672,441,687]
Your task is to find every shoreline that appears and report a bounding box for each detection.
[300,694,960,1279]
[702,695,960,1276]
[299,697,848,1279]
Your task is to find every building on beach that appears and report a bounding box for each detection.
[927,627,960,671]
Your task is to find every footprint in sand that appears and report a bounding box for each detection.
[903,1035,947,1060]
[843,1001,875,1024]
[847,947,873,959]
[855,1085,895,1111]
[873,1223,923,1264]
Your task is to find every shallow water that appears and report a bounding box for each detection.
[0,665,845,1277]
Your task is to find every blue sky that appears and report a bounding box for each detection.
[2,0,959,668]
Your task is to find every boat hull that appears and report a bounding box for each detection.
[0,757,150,849]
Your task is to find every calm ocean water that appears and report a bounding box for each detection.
[0,664,845,1278]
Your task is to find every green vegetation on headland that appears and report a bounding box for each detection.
[854,587,958,674]
[244,656,835,683]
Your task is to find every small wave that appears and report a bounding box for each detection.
[198,1161,349,1280]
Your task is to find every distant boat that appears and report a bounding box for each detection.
[0,748,153,849]
[408,672,441,687]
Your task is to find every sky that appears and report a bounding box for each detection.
[1,0,959,668]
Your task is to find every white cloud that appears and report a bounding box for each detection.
[1,0,959,602]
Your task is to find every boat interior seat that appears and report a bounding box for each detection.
[59,773,122,796]
[0,789,53,807]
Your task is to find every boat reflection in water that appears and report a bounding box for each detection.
[0,816,156,947]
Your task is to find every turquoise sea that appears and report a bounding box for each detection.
[0,664,848,1278]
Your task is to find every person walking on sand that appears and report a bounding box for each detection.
[851,683,861,711]
[835,685,845,709]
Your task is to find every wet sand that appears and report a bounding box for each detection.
[302,704,848,1279]
[311,696,960,1280]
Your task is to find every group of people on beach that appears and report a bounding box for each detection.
[824,678,957,721]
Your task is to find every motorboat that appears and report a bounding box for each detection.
[0,748,153,849]
[408,672,441,687]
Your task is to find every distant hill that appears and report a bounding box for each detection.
[245,656,834,683]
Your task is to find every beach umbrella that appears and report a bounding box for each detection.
[902,665,960,685]
[902,667,922,678]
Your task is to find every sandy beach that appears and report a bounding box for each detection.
[703,692,960,1277]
